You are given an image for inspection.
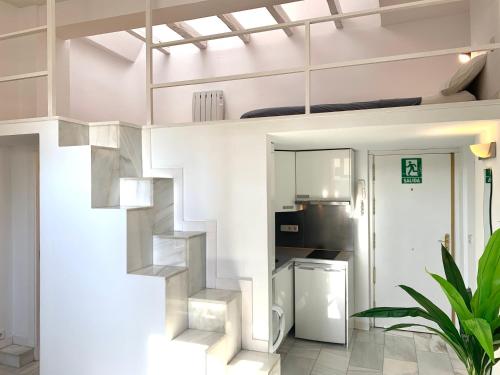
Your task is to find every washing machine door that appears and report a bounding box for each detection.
[271,304,285,352]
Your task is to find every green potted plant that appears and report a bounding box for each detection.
[354,229,500,375]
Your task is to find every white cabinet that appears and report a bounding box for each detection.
[272,263,294,337]
[296,149,353,201]
[274,151,296,212]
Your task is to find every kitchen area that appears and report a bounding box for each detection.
[271,148,356,351]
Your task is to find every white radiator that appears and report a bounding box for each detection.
[192,90,225,122]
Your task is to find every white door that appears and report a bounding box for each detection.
[373,153,453,329]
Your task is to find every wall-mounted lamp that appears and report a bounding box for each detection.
[458,53,472,64]
[470,142,496,160]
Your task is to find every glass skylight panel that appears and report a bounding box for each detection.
[232,7,278,29]
[185,16,230,36]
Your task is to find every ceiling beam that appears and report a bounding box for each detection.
[326,0,344,29]
[126,30,171,55]
[167,21,208,50]
[217,14,251,44]
[266,5,294,37]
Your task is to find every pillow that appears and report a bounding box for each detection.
[422,90,476,105]
[441,53,488,96]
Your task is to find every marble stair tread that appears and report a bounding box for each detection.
[157,231,205,240]
[97,205,153,210]
[227,350,281,375]
[130,265,187,279]
[171,329,225,351]
[0,345,34,368]
[189,288,241,304]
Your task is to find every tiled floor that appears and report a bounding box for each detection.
[278,329,467,375]
[0,362,38,375]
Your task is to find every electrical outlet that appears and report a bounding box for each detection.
[0,329,5,340]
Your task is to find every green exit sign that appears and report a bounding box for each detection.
[402,158,422,184]
[485,169,492,184]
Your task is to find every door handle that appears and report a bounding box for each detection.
[438,233,450,250]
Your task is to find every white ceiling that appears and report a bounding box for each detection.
[1,0,66,7]
[379,0,469,26]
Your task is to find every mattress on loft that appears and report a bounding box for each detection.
[240,97,422,119]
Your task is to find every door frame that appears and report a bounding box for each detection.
[367,148,472,328]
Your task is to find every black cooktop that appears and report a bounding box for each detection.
[306,250,341,260]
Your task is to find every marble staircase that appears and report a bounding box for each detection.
[0,345,34,369]
[58,121,280,375]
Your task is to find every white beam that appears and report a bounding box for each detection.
[326,0,344,29]
[153,0,463,49]
[217,14,251,44]
[47,0,56,117]
[167,22,208,50]
[266,5,294,37]
[126,30,171,55]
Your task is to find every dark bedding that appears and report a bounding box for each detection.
[240,97,422,119]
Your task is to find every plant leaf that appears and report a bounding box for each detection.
[399,285,463,344]
[441,245,471,309]
[493,317,500,332]
[472,230,500,316]
[429,272,473,322]
[462,318,495,362]
[483,289,500,323]
[352,307,431,319]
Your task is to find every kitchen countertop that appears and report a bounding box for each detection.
[273,247,353,276]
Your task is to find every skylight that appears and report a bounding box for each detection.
[185,16,230,36]
[232,8,278,29]
[185,15,242,50]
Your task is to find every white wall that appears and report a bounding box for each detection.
[470,0,500,99]
[0,142,38,348]
[146,109,498,343]
[67,38,149,124]
[10,145,38,347]
[0,147,13,346]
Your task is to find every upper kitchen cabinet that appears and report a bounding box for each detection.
[296,149,354,202]
[274,151,297,212]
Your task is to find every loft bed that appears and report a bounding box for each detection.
[144,0,500,125]
[240,53,486,119]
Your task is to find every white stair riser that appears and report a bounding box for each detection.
[165,271,189,341]
[91,147,120,208]
[120,179,153,207]
[154,234,206,296]
[0,349,34,369]
[188,295,242,363]
[127,209,153,272]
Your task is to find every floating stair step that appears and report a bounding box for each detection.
[159,231,205,239]
[227,350,281,375]
[0,345,34,369]
[166,329,226,375]
[189,289,242,362]
[154,232,206,295]
[130,265,186,279]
